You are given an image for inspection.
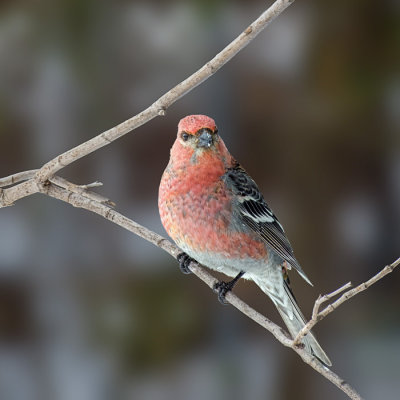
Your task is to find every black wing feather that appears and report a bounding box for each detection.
[223,163,312,285]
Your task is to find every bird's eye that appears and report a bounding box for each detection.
[214,128,218,134]
[181,132,189,141]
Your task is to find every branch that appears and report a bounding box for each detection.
[0,170,37,187]
[293,282,353,346]
[31,0,295,184]
[2,0,296,208]
[294,258,400,347]
[39,178,366,399]
[2,168,379,398]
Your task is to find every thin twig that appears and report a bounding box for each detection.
[319,260,400,319]
[294,258,400,347]
[293,282,352,346]
[50,176,114,206]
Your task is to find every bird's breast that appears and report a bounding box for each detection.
[159,162,267,261]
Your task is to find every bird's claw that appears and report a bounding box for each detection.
[213,280,234,305]
[177,252,194,274]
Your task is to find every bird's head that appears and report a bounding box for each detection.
[170,114,232,169]
[177,115,219,151]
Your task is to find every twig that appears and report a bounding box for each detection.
[318,259,400,319]
[293,282,352,346]
[50,176,114,206]
[294,258,400,347]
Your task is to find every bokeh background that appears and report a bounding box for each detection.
[0,1,399,399]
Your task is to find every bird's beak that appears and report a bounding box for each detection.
[197,130,213,148]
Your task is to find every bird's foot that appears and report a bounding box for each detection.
[213,280,236,305]
[213,270,245,305]
[177,252,194,274]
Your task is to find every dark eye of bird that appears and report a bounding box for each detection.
[181,132,189,141]
[214,128,218,134]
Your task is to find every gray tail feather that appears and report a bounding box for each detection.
[276,283,332,366]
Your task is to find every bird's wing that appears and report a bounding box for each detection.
[223,163,312,285]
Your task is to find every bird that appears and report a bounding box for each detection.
[158,114,331,366]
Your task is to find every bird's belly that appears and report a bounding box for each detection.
[178,241,274,279]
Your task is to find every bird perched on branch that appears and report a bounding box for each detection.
[158,114,331,366]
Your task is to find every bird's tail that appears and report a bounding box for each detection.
[255,277,332,367]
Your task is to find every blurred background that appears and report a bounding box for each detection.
[0,0,399,399]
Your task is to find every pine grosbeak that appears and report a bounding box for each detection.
[158,115,331,366]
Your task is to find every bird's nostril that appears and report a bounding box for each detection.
[198,130,213,148]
